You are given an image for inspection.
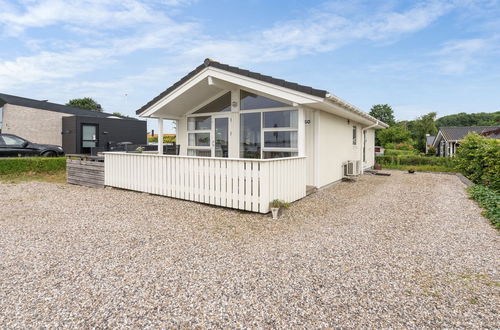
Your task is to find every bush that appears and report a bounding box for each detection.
[455,133,500,191]
[0,157,66,175]
[426,146,436,156]
[148,135,176,144]
[384,149,418,156]
[468,185,500,229]
[376,155,455,167]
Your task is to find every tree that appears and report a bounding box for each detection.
[377,125,412,147]
[66,97,102,112]
[369,104,396,126]
[436,111,499,128]
[112,112,129,118]
[410,112,438,152]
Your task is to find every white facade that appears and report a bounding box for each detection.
[105,60,387,212]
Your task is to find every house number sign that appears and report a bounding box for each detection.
[305,119,311,124]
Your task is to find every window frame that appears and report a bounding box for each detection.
[240,108,299,159]
[352,125,357,145]
[187,116,212,156]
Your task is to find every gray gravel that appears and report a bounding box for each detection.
[0,171,498,328]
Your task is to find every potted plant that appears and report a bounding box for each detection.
[408,167,415,174]
[269,199,290,219]
[135,146,144,153]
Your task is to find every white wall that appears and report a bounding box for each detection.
[315,110,378,188]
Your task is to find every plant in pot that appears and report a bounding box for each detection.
[269,199,290,219]
[135,146,144,153]
[408,167,415,174]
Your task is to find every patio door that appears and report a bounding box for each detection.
[212,115,230,158]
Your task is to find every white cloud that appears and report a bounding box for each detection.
[435,36,500,74]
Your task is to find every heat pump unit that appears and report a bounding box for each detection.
[343,160,361,177]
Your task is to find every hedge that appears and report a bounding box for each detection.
[383,149,418,156]
[375,155,455,167]
[455,133,500,191]
[0,157,66,175]
[468,185,500,229]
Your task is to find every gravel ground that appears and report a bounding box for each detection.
[0,171,498,328]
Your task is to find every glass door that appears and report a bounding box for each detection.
[212,115,229,158]
[82,124,98,154]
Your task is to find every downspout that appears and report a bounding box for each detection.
[361,120,379,174]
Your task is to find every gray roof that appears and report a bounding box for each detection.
[481,127,500,139]
[137,58,328,115]
[439,126,500,141]
[426,135,435,146]
[0,93,129,119]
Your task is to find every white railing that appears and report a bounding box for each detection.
[104,152,307,213]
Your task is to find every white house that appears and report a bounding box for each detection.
[104,59,387,213]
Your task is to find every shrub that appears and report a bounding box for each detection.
[148,135,176,144]
[455,133,500,191]
[375,155,455,167]
[384,149,418,156]
[0,157,66,175]
[468,185,500,229]
[426,146,436,156]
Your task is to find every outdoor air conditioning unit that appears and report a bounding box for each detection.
[343,160,362,177]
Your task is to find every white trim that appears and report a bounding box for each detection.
[240,106,297,113]
[139,67,321,117]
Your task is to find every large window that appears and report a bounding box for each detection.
[187,116,211,157]
[240,90,289,110]
[240,112,261,158]
[193,92,231,114]
[240,109,298,159]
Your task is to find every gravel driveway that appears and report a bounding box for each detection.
[1,171,498,328]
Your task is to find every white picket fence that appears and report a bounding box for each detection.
[104,152,307,213]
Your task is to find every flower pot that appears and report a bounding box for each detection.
[271,207,280,220]
[374,163,382,170]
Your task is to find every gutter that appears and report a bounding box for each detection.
[325,93,388,128]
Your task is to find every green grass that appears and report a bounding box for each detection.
[467,185,500,229]
[381,164,457,173]
[0,169,66,184]
[0,157,66,175]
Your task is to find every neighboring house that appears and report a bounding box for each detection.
[104,59,388,213]
[433,126,500,157]
[0,93,147,154]
[425,134,435,154]
[481,127,500,138]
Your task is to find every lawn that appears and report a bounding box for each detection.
[0,170,66,184]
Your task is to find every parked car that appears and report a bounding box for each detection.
[0,134,64,157]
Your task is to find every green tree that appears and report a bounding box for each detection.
[377,125,412,147]
[66,97,102,112]
[112,112,129,118]
[369,104,396,126]
[436,111,500,128]
[410,112,438,152]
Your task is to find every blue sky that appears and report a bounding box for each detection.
[1,0,499,133]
